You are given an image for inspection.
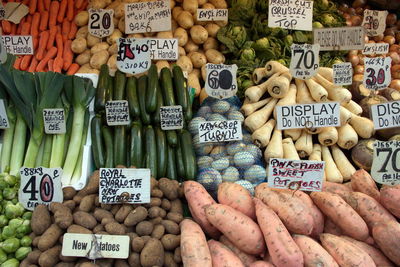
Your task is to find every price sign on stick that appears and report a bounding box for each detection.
[268,0,313,31]
[0,3,5,20]
[116,38,151,74]
[19,167,63,210]
[0,35,6,64]
[333,63,353,86]
[88,9,114,38]
[290,44,320,80]
[205,63,238,99]
[160,106,183,130]
[362,9,387,37]
[0,99,9,129]
[43,108,66,134]
[371,141,400,185]
[105,100,130,126]
[198,120,242,143]
[363,56,391,90]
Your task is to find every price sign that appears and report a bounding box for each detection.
[198,120,242,143]
[160,106,183,130]
[313,27,365,51]
[290,44,320,80]
[0,35,6,64]
[362,43,389,55]
[362,9,387,37]
[371,141,400,185]
[363,56,391,90]
[105,100,130,126]
[0,99,9,129]
[371,101,400,130]
[1,35,33,55]
[88,9,114,38]
[124,0,171,34]
[197,9,228,21]
[268,158,324,191]
[205,63,237,99]
[333,63,353,86]
[62,233,129,259]
[149,38,178,60]
[19,167,63,210]
[43,108,66,134]
[116,38,151,74]
[0,3,5,20]
[99,168,150,204]
[268,0,313,31]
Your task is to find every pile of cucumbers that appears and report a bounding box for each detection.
[90,64,197,181]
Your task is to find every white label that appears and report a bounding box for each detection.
[19,167,63,210]
[0,3,5,20]
[62,233,129,259]
[125,0,171,34]
[160,105,183,130]
[105,100,130,126]
[313,26,365,51]
[276,102,340,130]
[1,35,33,55]
[333,63,353,86]
[99,168,151,204]
[116,38,151,74]
[363,56,391,90]
[268,158,324,191]
[197,9,228,21]
[371,141,400,185]
[268,0,313,31]
[0,35,6,64]
[371,101,400,130]
[362,43,389,55]
[290,43,320,80]
[205,63,238,99]
[43,109,66,134]
[88,9,114,38]
[149,38,178,60]
[362,9,387,37]
[0,99,9,129]
[198,120,242,143]
[74,73,99,88]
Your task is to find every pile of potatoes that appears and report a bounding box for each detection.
[72,0,227,97]
[22,170,185,267]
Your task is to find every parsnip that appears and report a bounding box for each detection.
[264,60,289,77]
[321,145,343,183]
[309,144,322,161]
[314,74,352,104]
[267,72,292,99]
[318,127,338,146]
[349,115,375,139]
[264,128,283,161]
[343,100,363,116]
[284,128,302,141]
[244,98,278,132]
[336,124,358,150]
[318,67,333,82]
[331,145,356,181]
[253,68,267,84]
[295,131,313,158]
[245,73,280,102]
[304,125,323,135]
[283,138,300,160]
[241,98,271,117]
[252,119,275,148]
[273,83,297,119]
[295,79,314,104]
[339,106,353,125]
[305,78,328,102]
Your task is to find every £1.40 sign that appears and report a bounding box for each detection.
[116,38,151,74]
[290,44,320,80]
[363,56,391,90]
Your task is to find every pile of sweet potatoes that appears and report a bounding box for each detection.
[23,169,185,267]
[183,169,400,267]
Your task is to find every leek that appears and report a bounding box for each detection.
[9,110,27,175]
[0,106,16,173]
[41,134,53,168]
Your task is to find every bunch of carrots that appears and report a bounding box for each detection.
[1,0,87,74]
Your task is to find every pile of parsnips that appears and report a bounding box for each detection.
[241,61,375,184]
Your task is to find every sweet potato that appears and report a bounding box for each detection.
[249,261,275,267]
[310,191,369,241]
[255,183,314,235]
[180,219,212,267]
[293,235,338,267]
[351,169,380,201]
[183,181,220,238]
[380,185,400,218]
[322,181,352,198]
[323,218,343,236]
[320,234,376,266]
[219,235,257,266]
[254,198,303,267]
[217,182,255,220]
[31,204,52,235]
[372,221,400,265]
[208,240,245,267]
[205,204,265,255]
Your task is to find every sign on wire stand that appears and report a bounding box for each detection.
[0,99,9,129]
[105,100,130,126]
[371,141,400,185]
[290,44,320,80]
[196,9,228,21]
[198,120,242,143]
[362,43,389,55]
[43,108,66,134]
[205,63,237,99]
[313,26,365,51]
[88,9,114,38]
[160,106,183,130]
[116,38,151,74]
[149,38,178,60]
[370,101,400,130]
[362,9,387,37]
[363,56,391,90]
[268,0,313,31]
[1,35,33,55]
[333,62,353,86]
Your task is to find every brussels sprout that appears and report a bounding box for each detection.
[8,219,23,230]
[16,225,31,238]
[10,199,17,205]
[20,236,32,247]
[0,179,7,191]
[313,22,324,29]
[3,176,16,187]
[1,238,20,253]
[0,258,19,267]
[252,37,269,50]
[22,212,32,220]
[0,216,8,228]
[0,249,6,264]
[239,48,256,61]
[1,189,15,201]
[15,247,31,260]
[321,14,336,26]
[4,204,23,220]
[1,227,15,239]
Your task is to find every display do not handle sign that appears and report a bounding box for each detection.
[205,63,238,99]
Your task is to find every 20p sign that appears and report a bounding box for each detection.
[363,56,391,90]
[88,9,114,38]
[290,44,320,80]
[116,38,151,74]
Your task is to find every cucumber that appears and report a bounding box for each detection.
[160,67,175,106]
[130,120,143,168]
[180,129,197,180]
[113,70,127,166]
[90,115,105,169]
[173,65,188,111]
[153,82,163,125]
[102,125,114,168]
[166,130,177,147]
[138,75,151,125]
[145,125,157,179]
[106,72,113,103]
[166,145,177,180]
[146,64,158,113]
[113,70,126,100]
[184,97,193,122]
[155,127,167,178]
[94,64,109,113]
[126,76,140,119]
[175,137,185,181]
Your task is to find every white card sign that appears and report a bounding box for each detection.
[62,233,130,259]
[43,109,66,134]
[333,63,353,86]
[0,3,4,20]
[1,35,33,55]
[19,167,63,210]
[290,43,320,80]
[371,141,400,185]
[205,63,237,99]
[362,9,387,37]
[125,0,171,34]
[99,168,150,204]
[276,102,340,130]
[371,101,400,130]
[268,0,313,31]
[197,9,228,21]
[149,38,178,60]
[0,35,6,64]
[313,26,365,51]
[116,38,151,74]
[0,99,9,129]
[362,43,389,55]
[363,56,391,90]
[88,9,114,38]
[198,120,242,143]
[105,100,130,126]
[160,105,183,130]
[268,158,324,191]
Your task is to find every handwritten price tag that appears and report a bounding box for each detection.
[0,3,5,20]
[0,99,9,129]
[43,108,66,134]
[362,43,389,55]
[116,38,151,74]
[290,43,320,80]
[105,100,130,126]
[205,63,237,99]
[362,9,387,37]
[198,120,242,143]
[268,0,313,31]
[160,106,183,130]
[197,9,228,21]
[88,9,114,38]
[363,56,391,90]
[333,63,353,86]
[0,35,6,64]
[371,141,400,185]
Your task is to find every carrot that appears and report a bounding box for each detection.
[61,20,70,42]
[28,57,39,72]
[39,11,49,31]
[55,33,63,57]
[49,1,59,27]
[37,0,44,12]
[29,0,38,14]
[53,57,63,73]
[19,55,33,71]
[30,12,40,37]
[20,22,31,35]
[62,40,73,71]
[66,63,79,75]
[44,0,50,11]
[10,23,17,35]
[36,46,57,72]
[208,240,245,267]
[66,0,74,21]
[13,57,22,70]
[46,26,57,50]
[68,22,77,40]
[293,235,338,267]
[75,0,84,9]
[57,0,67,23]
[219,236,257,266]
[372,221,400,265]
[35,31,49,61]
[1,21,12,34]
[17,18,25,35]
[47,59,54,71]
[26,14,33,24]
[350,169,380,201]
[217,182,255,220]
[32,36,39,50]
[22,0,30,5]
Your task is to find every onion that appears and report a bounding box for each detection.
[339,4,349,12]
[354,65,365,75]
[343,13,351,20]
[358,54,365,65]
[348,55,360,66]
[384,36,396,45]
[373,34,384,42]
[347,8,356,15]
[353,74,364,83]
[364,35,369,43]
[352,0,366,8]
[355,7,364,15]
[390,79,400,91]
[392,64,400,79]
[386,13,397,26]
[390,44,400,54]
[368,40,376,44]
[396,32,400,43]
[390,52,400,64]
[384,28,395,37]
[346,20,352,27]
[350,15,362,26]
[348,50,359,56]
